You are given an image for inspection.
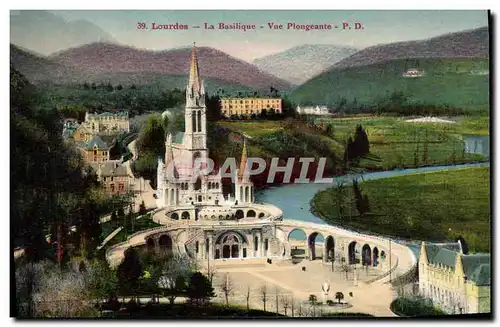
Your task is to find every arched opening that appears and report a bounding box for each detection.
[287,228,307,262]
[222,245,230,258]
[373,247,379,266]
[211,215,216,220]
[247,210,256,218]
[216,232,246,259]
[194,178,201,191]
[245,186,250,202]
[171,213,179,220]
[325,236,335,261]
[348,241,357,265]
[231,244,239,258]
[235,210,244,219]
[192,113,197,133]
[362,244,372,266]
[254,236,259,251]
[380,250,386,261]
[195,241,199,254]
[258,212,265,219]
[215,249,220,259]
[146,238,155,252]
[197,110,202,132]
[181,211,190,220]
[159,235,173,251]
[307,232,325,260]
[287,228,307,241]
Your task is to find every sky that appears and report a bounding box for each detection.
[19,10,490,60]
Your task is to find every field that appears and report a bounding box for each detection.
[311,166,491,253]
[289,58,490,114]
[217,115,489,173]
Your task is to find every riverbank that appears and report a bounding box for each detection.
[310,165,490,253]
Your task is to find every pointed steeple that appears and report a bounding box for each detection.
[188,42,201,95]
[238,138,248,180]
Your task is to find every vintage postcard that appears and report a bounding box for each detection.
[10,9,491,319]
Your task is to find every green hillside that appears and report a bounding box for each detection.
[290,58,489,114]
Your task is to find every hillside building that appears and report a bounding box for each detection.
[220,97,282,117]
[403,68,425,77]
[82,111,130,135]
[296,105,331,115]
[78,135,111,163]
[90,160,131,195]
[418,241,491,314]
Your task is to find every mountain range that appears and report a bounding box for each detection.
[10,43,292,92]
[289,27,490,113]
[10,10,117,56]
[252,44,358,85]
[329,27,489,71]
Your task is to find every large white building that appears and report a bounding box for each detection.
[154,44,283,260]
[296,105,331,115]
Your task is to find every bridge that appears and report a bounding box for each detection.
[105,217,416,285]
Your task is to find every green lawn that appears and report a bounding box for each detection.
[311,166,491,253]
[219,116,489,174]
[316,115,488,170]
[105,214,162,248]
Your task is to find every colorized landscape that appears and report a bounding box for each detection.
[11,10,491,319]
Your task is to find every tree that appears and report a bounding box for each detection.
[260,284,268,311]
[83,82,90,90]
[106,82,114,92]
[116,84,123,91]
[245,285,251,311]
[186,272,215,307]
[274,286,280,315]
[139,201,147,215]
[116,248,142,296]
[353,179,370,216]
[87,259,118,306]
[280,295,291,316]
[220,273,234,307]
[326,123,334,138]
[117,206,125,221]
[335,292,344,304]
[341,264,351,280]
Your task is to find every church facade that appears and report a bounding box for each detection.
[153,44,284,261]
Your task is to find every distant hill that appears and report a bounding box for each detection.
[10,44,85,83]
[49,43,292,91]
[289,27,490,114]
[10,10,117,56]
[10,43,292,93]
[252,44,358,84]
[289,58,490,114]
[330,27,489,71]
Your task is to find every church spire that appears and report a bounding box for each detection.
[238,138,248,180]
[188,42,201,95]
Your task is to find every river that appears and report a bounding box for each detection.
[256,161,490,257]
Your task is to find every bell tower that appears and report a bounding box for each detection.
[184,43,208,168]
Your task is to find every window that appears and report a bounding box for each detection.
[111,177,114,182]
[119,183,125,192]
[110,184,115,192]
[265,239,269,251]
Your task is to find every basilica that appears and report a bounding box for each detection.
[153,44,284,261]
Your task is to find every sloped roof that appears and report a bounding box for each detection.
[424,242,462,264]
[431,248,458,268]
[99,162,128,177]
[85,135,110,150]
[462,254,491,286]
